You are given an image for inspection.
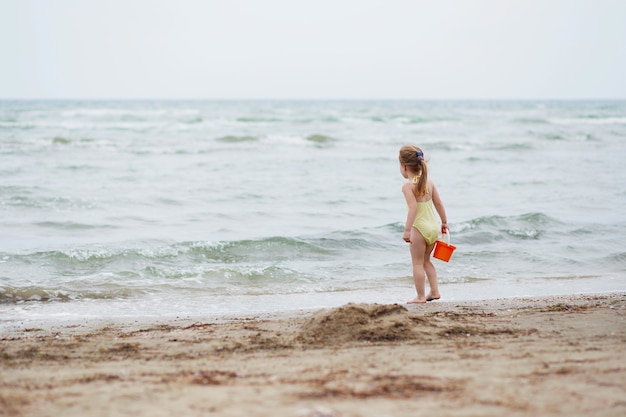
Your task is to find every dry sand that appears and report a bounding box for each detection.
[1,293,625,417]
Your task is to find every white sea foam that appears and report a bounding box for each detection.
[549,116,626,125]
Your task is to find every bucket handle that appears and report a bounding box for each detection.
[440,230,451,244]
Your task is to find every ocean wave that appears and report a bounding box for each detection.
[4,235,350,269]
[0,115,17,123]
[0,285,140,303]
[406,116,455,124]
[59,108,200,119]
[216,134,336,147]
[1,232,394,287]
[35,221,116,231]
[605,251,626,266]
[0,269,392,304]
[216,135,258,143]
[550,117,626,125]
[182,237,336,262]
[52,136,71,144]
[485,142,534,151]
[1,194,97,210]
[236,117,282,123]
[513,118,550,125]
[0,121,36,130]
[544,134,566,141]
[306,134,335,144]
[0,263,349,304]
[179,116,203,124]
[454,212,558,243]
[20,117,172,132]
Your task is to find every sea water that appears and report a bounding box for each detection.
[1,100,625,327]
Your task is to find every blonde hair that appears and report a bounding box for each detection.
[399,145,428,196]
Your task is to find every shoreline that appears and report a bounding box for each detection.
[2,292,625,416]
[2,287,625,334]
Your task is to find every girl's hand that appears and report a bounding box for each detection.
[403,230,411,243]
[441,224,449,234]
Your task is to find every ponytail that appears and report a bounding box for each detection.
[416,161,428,196]
[399,145,429,196]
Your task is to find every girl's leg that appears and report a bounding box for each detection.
[408,228,427,304]
[423,243,440,300]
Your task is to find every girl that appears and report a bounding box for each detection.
[399,145,449,304]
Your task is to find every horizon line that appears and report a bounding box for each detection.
[1,97,625,102]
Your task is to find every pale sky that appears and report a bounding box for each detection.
[2,0,625,99]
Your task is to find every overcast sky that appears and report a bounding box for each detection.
[2,0,625,100]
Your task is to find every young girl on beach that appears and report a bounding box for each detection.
[399,145,449,304]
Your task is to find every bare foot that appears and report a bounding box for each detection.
[407,297,427,304]
[426,293,441,302]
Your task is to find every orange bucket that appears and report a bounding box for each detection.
[433,232,456,262]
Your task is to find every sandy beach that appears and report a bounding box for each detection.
[1,293,625,417]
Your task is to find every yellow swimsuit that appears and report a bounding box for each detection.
[404,180,439,245]
[413,199,439,245]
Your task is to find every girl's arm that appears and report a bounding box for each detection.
[401,183,417,243]
[431,182,449,234]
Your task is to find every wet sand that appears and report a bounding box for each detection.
[1,293,625,417]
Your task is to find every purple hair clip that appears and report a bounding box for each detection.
[416,151,424,162]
